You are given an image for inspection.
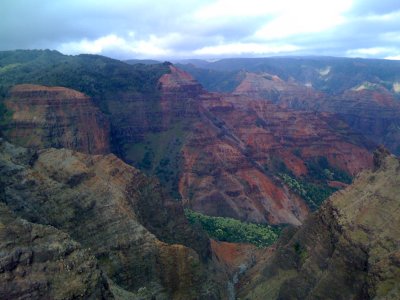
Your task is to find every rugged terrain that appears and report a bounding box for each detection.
[2,84,110,154]
[0,50,399,299]
[163,67,373,224]
[237,148,400,299]
[0,202,113,299]
[114,63,374,224]
[0,51,376,225]
[179,57,400,155]
[233,72,400,155]
[0,139,220,299]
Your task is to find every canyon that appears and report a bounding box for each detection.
[1,64,374,225]
[0,50,399,299]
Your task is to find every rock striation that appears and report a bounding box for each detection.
[234,72,400,155]
[0,63,376,226]
[2,84,110,154]
[173,69,373,224]
[0,139,219,299]
[111,65,372,226]
[238,150,400,299]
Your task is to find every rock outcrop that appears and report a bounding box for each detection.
[0,202,113,299]
[238,152,400,299]
[0,140,219,299]
[2,84,110,154]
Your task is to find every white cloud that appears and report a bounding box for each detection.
[347,47,394,56]
[254,0,352,40]
[58,33,184,58]
[193,42,301,56]
[3,0,400,59]
[59,35,126,54]
[385,55,400,60]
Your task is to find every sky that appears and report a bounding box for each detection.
[1,0,400,60]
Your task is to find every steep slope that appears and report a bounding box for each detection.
[116,65,373,225]
[0,49,171,157]
[180,93,373,224]
[2,84,110,154]
[320,89,400,154]
[238,148,400,299]
[0,51,375,225]
[180,57,400,155]
[0,139,219,299]
[0,203,112,300]
[233,72,324,108]
[234,72,400,154]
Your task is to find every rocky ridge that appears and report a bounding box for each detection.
[233,71,400,154]
[0,202,113,299]
[238,149,400,299]
[0,139,220,299]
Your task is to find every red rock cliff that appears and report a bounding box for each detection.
[155,67,373,225]
[3,84,110,154]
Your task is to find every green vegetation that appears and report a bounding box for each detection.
[184,209,280,247]
[264,156,292,175]
[279,173,338,210]
[0,100,13,131]
[293,242,308,264]
[0,50,170,114]
[265,156,351,211]
[125,123,187,200]
[306,156,352,184]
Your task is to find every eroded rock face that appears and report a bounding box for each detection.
[2,84,110,154]
[234,72,400,155]
[117,66,372,225]
[0,140,218,299]
[1,67,374,227]
[238,154,400,299]
[179,91,373,225]
[0,203,112,300]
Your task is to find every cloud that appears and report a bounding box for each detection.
[347,47,397,57]
[193,42,301,56]
[194,0,282,19]
[1,0,400,59]
[385,55,400,60]
[58,33,183,58]
[253,0,351,40]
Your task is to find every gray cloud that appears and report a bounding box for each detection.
[1,0,400,59]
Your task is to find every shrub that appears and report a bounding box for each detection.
[184,209,281,248]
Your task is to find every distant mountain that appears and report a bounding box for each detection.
[125,58,162,65]
[179,56,400,155]
[178,56,400,94]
